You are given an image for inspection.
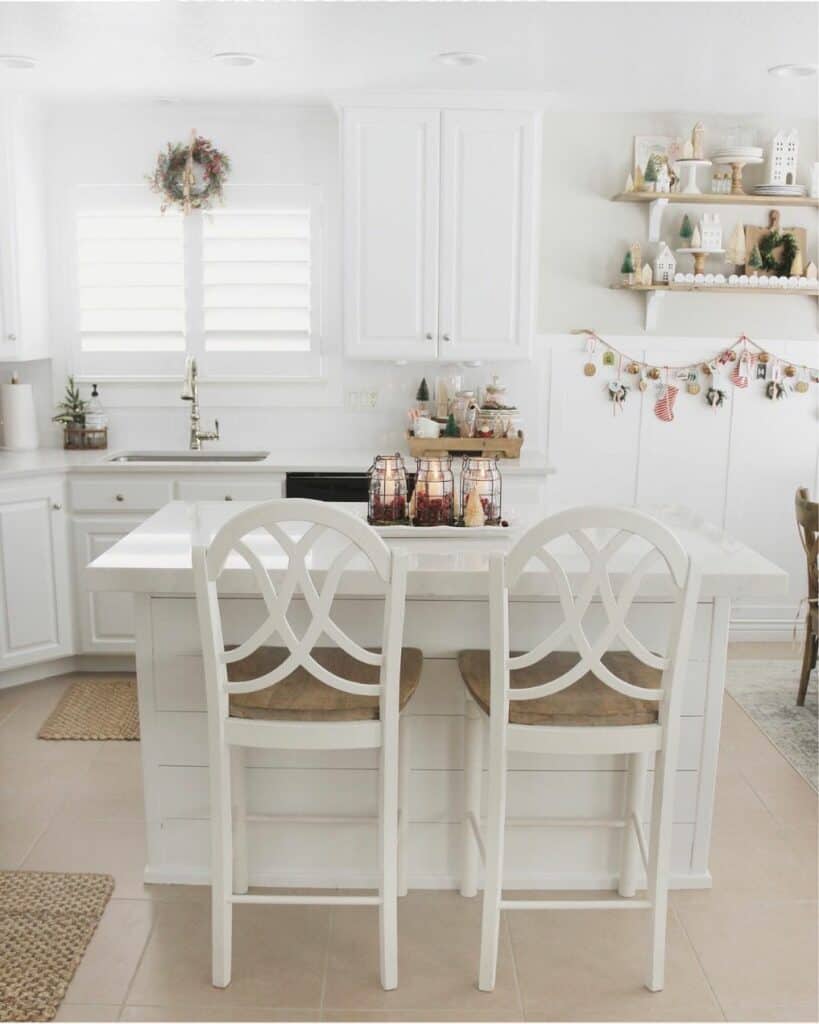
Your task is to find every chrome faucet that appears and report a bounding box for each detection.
[181,356,219,451]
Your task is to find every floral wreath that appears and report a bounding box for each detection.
[149,133,230,213]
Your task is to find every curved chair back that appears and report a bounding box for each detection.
[492,505,700,728]
[193,498,408,719]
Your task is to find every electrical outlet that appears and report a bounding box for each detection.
[345,389,378,411]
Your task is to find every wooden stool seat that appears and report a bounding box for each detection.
[229,646,423,722]
[458,649,661,727]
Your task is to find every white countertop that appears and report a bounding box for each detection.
[86,500,787,601]
[0,447,554,482]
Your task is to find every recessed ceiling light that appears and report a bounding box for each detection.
[768,63,817,78]
[0,55,37,70]
[212,52,260,69]
[434,51,487,68]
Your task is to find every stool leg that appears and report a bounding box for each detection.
[618,752,649,897]
[398,715,411,897]
[646,746,674,992]
[378,722,399,990]
[796,623,813,705]
[231,746,248,895]
[478,726,507,992]
[461,698,483,897]
[210,747,233,988]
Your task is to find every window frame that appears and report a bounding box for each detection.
[70,183,324,383]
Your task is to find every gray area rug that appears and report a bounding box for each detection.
[726,660,818,791]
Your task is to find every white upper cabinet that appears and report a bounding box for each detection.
[0,97,50,362]
[438,110,538,361]
[342,108,440,361]
[341,99,541,362]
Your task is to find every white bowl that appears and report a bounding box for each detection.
[798,277,809,288]
[715,274,726,284]
[685,273,695,283]
[749,276,759,287]
[729,274,739,285]
[739,275,749,285]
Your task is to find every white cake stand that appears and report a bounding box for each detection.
[712,155,764,196]
[676,159,712,195]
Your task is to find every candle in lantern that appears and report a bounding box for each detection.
[367,454,409,525]
[412,456,455,526]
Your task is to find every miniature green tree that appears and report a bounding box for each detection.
[680,214,694,245]
[644,156,658,184]
[620,251,635,275]
[415,377,430,403]
[748,244,763,271]
[443,413,459,437]
[52,376,88,425]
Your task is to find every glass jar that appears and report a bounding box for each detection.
[451,390,477,438]
[367,454,409,525]
[461,456,502,526]
[412,456,455,526]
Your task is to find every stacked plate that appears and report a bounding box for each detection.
[711,146,764,161]
[751,183,807,197]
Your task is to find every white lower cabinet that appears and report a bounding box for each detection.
[73,517,144,652]
[0,477,73,669]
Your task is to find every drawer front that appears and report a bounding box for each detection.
[175,476,284,503]
[71,477,172,512]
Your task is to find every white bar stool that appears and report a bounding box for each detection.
[457,506,701,993]
[193,498,418,991]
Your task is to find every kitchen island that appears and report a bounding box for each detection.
[86,500,786,892]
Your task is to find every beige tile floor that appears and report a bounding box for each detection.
[0,645,815,1023]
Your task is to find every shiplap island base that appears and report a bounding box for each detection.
[87,501,786,892]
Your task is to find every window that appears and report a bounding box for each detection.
[73,185,323,380]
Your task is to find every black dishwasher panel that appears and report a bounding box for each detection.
[285,471,416,502]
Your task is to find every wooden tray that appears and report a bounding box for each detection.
[406,431,523,459]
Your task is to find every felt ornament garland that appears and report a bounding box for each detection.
[572,329,819,425]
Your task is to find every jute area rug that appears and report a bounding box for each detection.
[38,677,139,741]
[0,871,114,1022]
[726,659,818,792]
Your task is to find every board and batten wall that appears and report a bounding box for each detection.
[30,101,819,636]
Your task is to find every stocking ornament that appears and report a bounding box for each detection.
[731,354,750,389]
[654,382,679,422]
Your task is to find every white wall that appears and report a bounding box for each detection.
[38,100,819,634]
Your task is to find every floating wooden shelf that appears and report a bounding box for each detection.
[611,282,819,330]
[613,283,819,296]
[612,191,819,208]
[612,190,819,244]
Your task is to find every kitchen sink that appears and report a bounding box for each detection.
[106,451,270,463]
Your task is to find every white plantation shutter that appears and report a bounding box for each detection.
[202,210,312,353]
[72,184,322,380]
[77,210,185,353]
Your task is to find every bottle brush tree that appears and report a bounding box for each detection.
[415,377,430,403]
[644,156,658,184]
[443,413,459,437]
[620,251,635,276]
[748,244,763,271]
[680,214,694,245]
[52,376,89,426]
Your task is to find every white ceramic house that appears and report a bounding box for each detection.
[769,129,799,185]
[699,213,722,251]
[654,242,677,283]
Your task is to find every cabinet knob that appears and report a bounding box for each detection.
[7,333,16,342]
[52,502,62,511]
[425,332,433,340]
[442,333,451,342]
[115,493,124,502]
[224,495,233,501]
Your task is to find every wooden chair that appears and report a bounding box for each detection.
[457,506,701,993]
[795,487,818,706]
[193,498,418,990]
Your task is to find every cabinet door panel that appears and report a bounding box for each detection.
[343,108,439,360]
[74,517,143,652]
[0,481,72,666]
[439,110,538,360]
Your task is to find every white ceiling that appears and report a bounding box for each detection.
[0,1,816,115]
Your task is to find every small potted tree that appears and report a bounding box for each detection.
[53,376,90,449]
[620,250,635,286]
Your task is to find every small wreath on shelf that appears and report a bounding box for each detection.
[757,229,799,275]
[148,133,230,213]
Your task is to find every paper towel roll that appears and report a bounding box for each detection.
[1,383,39,450]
